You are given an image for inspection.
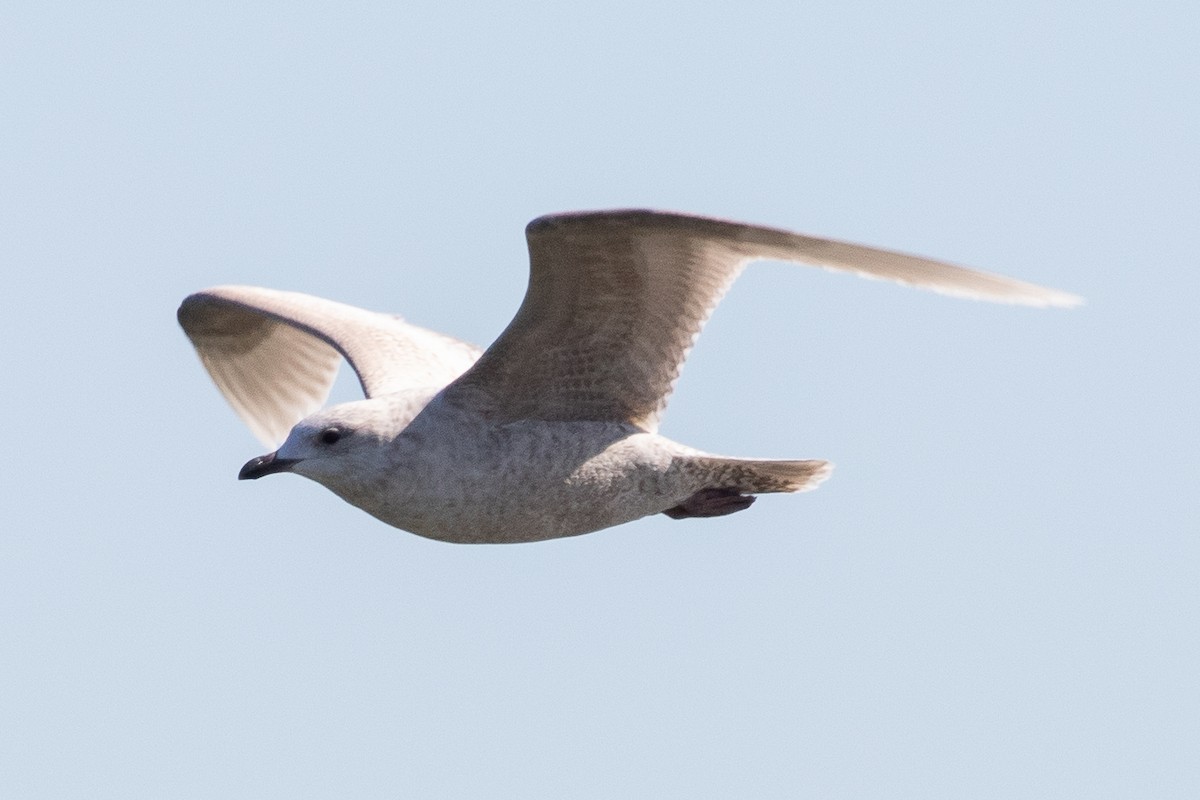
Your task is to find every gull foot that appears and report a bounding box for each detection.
[662,488,756,520]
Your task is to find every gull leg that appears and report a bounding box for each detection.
[662,488,756,520]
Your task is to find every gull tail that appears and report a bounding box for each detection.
[663,456,832,519]
[707,456,834,494]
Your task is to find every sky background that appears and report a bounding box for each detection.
[3,1,1198,797]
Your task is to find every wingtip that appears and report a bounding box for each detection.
[1006,287,1085,309]
[177,292,212,328]
[176,287,240,327]
[1049,291,1086,309]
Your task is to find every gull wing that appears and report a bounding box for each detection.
[178,286,481,447]
[442,209,1081,432]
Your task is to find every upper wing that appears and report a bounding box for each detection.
[178,285,481,446]
[442,209,1081,432]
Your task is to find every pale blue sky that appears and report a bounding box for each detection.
[3,1,1197,797]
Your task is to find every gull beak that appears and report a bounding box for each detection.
[238,451,300,480]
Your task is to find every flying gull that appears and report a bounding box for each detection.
[178,210,1080,543]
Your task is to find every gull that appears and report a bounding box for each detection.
[178,210,1080,543]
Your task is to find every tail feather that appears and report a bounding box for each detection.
[692,456,833,495]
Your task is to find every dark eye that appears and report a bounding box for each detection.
[318,427,342,445]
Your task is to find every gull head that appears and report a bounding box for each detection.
[238,399,398,491]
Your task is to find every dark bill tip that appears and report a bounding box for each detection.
[238,451,299,480]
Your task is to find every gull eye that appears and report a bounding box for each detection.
[318,427,342,445]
